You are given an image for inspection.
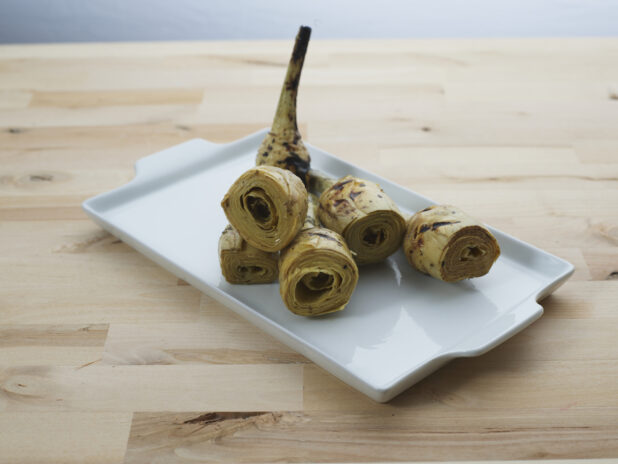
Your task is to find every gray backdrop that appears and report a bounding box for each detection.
[1,0,617,43]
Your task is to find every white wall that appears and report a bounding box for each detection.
[1,0,617,43]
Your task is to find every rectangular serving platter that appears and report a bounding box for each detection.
[83,128,574,402]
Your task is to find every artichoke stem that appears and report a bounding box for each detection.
[256,26,312,184]
[308,169,336,196]
[272,25,311,134]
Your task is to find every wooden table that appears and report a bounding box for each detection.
[1,38,617,463]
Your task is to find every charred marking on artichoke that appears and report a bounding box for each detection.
[308,231,339,242]
[349,191,362,200]
[419,224,431,233]
[420,206,434,213]
[377,194,383,198]
[283,154,309,184]
[416,236,424,247]
[261,152,268,157]
[286,74,301,92]
[441,260,445,267]
[291,26,312,62]
[331,179,352,191]
[431,220,460,230]
[333,198,348,208]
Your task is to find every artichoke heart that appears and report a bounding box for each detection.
[279,227,358,317]
[403,205,501,282]
[318,175,406,265]
[256,26,311,184]
[218,225,278,284]
[221,165,308,252]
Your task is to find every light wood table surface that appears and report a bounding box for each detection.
[1,38,617,463]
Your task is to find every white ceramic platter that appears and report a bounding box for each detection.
[83,129,574,402]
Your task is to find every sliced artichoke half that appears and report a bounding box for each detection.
[218,225,279,284]
[318,175,406,265]
[279,227,358,317]
[221,165,308,252]
[403,205,501,282]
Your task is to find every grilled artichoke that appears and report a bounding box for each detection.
[318,175,406,265]
[279,226,358,317]
[256,25,312,184]
[403,205,501,282]
[218,225,278,284]
[221,165,308,252]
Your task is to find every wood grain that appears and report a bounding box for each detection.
[125,409,618,463]
[0,38,617,463]
[0,324,107,366]
[0,365,303,412]
[0,412,132,464]
[102,322,308,366]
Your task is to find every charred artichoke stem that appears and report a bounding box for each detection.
[272,26,311,134]
[256,26,312,184]
[308,169,336,196]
